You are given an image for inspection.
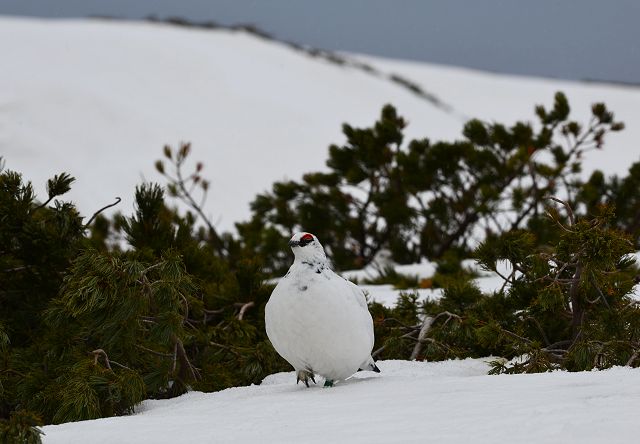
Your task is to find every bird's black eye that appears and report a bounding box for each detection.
[299,233,314,247]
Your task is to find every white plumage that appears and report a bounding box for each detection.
[265,232,379,386]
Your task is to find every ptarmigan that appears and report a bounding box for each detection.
[265,232,380,387]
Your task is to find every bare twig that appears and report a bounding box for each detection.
[589,273,611,309]
[569,263,584,339]
[1,266,28,273]
[543,340,572,351]
[525,316,551,346]
[626,351,640,367]
[237,301,255,320]
[410,312,461,360]
[545,196,575,227]
[34,196,55,211]
[209,341,241,357]
[372,329,422,359]
[174,336,200,381]
[383,318,420,330]
[83,197,122,228]
[179,292,190,323]
[203,307,225,315]
[91,349,112,370]
[172,341,178,373]
[135,344,173,358]
[140,262,165,275]
[371,345,386,359]
[410,316,435,360]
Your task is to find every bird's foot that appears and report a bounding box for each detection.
[296,370,316,387]
[323,379,334,388]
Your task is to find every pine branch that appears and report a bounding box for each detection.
[91,349,112,370]
[135,344,173,358]
[236,301,255,320]
[545,196,575,227]
[174,336,200,381]
[626,350,640,366]
[410,312,461,360]
[83,197,121,228]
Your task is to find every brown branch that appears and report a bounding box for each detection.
[34,196,55,211]
[174,336,200,381]
[371,345,386,359]
[589,273,611,309]
[525,316,550,347]
[172,341,178,374]
[236,302,255,320]
[172,149,226,255]
[1,266,28,273]
[626,351,640,367]
[200,307,225,325]
[179,292,190,323]
[209,341,241,357]
[543,340,572,351]
[140,262,165,275]
[203,307,225,315]
[410,312,461,360]
[410,316,435,360]
[383,318,420,330]
[545,196,575,227]
[372,329,421,359]
[83,197,122,228]
[135,344,173,358]
[569,263,584,339]
[91,349,112,370]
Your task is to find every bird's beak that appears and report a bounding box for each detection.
[288,239,299,248]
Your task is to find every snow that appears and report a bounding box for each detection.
[361,284,442,308]
[365,55,640,179]
[42,359,640,444]
[2,17,639,232]
[344,258,509,307]
[342,259,437,283]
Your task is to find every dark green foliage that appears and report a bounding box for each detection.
[0,410,44,444]
[238,93,626,276]
[416,203,638,374]
[44,250,197,400]
[1,163,286,425]
[0,167,84,347]
[241,94,637,375]
[579,161,640,248]
[1,91,638,427]
[237,105,418,275]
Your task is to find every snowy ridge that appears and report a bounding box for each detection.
[2,17,639,231]
[43,359,640,443]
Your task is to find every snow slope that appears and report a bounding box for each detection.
[42,359,640,444]
[2,17,639,231]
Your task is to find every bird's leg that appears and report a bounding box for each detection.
[296,369,316,387]
[323,379,334,388]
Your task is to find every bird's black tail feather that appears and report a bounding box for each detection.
[358,357,381,373]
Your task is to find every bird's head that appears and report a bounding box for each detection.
[288,232,326,264]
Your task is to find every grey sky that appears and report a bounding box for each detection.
[2,0,639,83]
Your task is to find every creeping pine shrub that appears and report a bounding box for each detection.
[1,92,638,430]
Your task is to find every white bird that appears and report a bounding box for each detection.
[265,232,380,387]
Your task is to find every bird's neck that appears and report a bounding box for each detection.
[292,250,328,274]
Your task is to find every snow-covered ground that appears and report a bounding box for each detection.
[2,17,639,231]
[42,359,640,444]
